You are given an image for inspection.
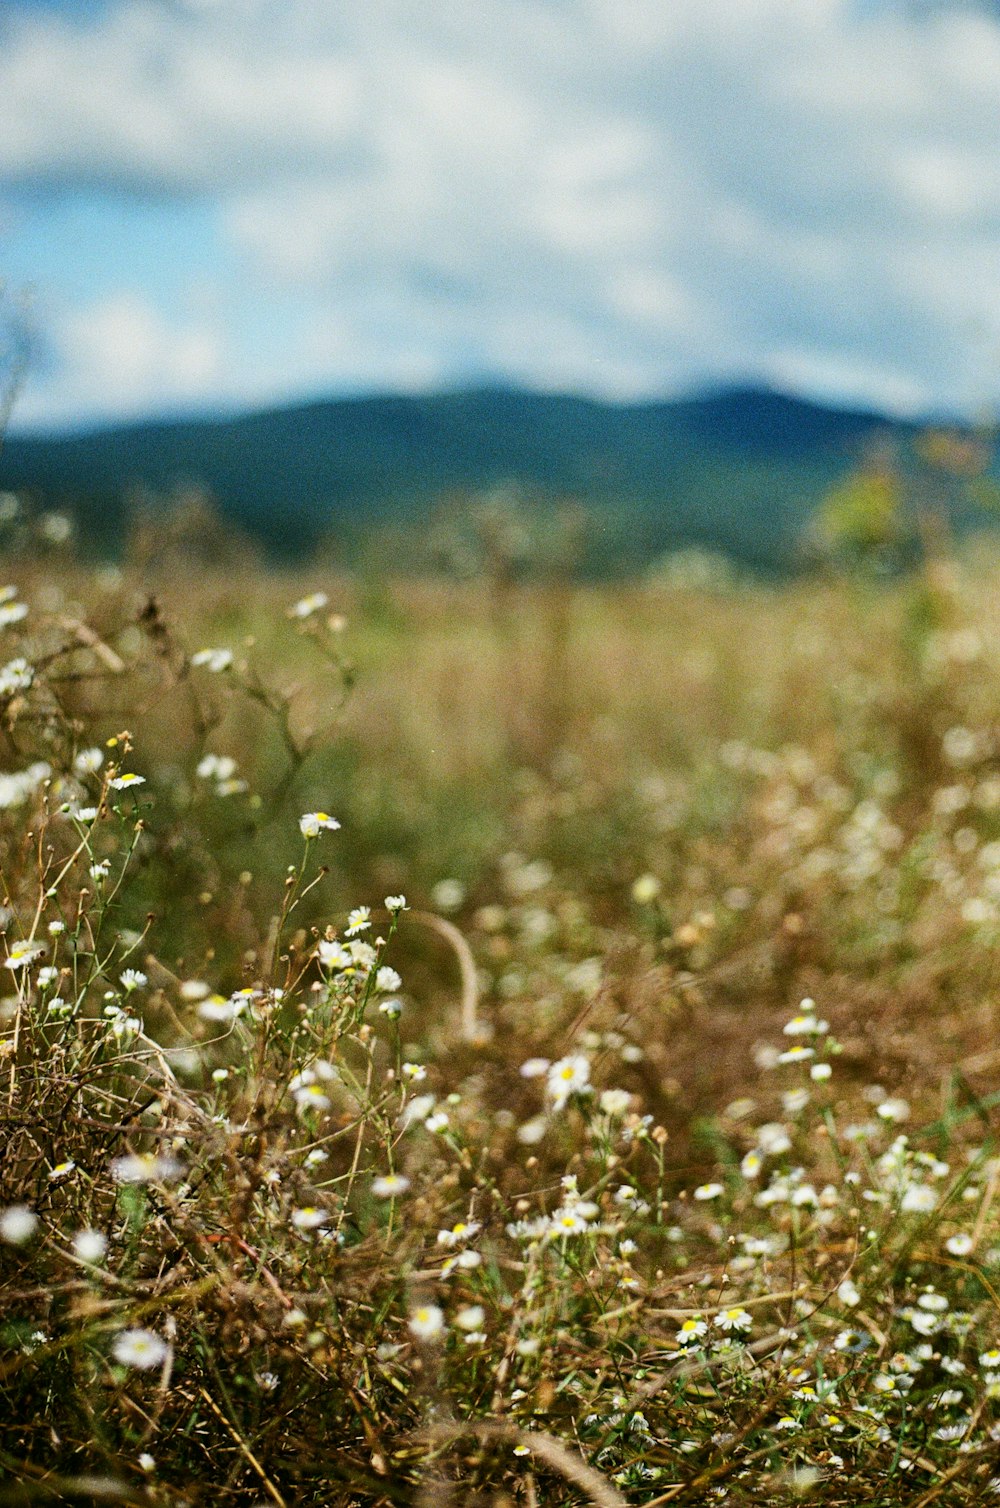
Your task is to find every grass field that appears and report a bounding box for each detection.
[5,543,1000,1504]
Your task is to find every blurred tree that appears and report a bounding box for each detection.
[809,420,999,571]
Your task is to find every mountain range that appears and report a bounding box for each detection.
[0,386,922,572]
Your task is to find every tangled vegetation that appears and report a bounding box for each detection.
[5,536,1000,1505]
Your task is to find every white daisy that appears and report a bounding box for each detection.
[112,1329,170,1369]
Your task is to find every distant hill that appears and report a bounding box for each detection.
[0,386,918,571]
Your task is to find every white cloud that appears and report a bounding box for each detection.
[3,0,1000,421]
[14,292,224,427]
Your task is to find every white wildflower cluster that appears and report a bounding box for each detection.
[196,753,248,797]
[288,1058,337,1117]
[0,761,50,811]
[190,647,233,673]
[506,1175,607,1245]
[0,657,33,698]
[0,585,28,629]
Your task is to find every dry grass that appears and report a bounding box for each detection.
[3,545,1000,1503]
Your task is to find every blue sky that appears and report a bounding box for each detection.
[3,0,1000,431]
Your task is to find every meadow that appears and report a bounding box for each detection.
[5,528,1000,1504]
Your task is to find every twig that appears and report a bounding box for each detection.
[197,1385,289,1508]
[417,1421,628,1508]
[409,910,481,1042]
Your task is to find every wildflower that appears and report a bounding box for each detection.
[520,1057,550,1078]
[431,878,465,912]
[757,1123,792,1154]
[190,648,233,672]
[716,1307,752,1333]
[180,979,210,1001]
[399,1093,436,1128]
[443,1249,481,1274]
[72,1229,107,1263]
[837,1278,861,1307]
[0,1205,38,1244]
[299,811,340,839]
[112,1329,170,1369]
[375,966,402,992]
[379,998,402,1018]
[547,1054,591,1110]
[741,1149,763,1179]
[631,873,661,904]
[599,1088,632,1117]
[196,753,238,782]
[109,772,145,791]
[384,894,408,912]
[5,941,44,971]
[516,1115,548,1145]
[289,591,329,619]
[0,657,33,696]
[345,906,371,935]
[119,969,147,992]
[402,1062,426,1081]
[314,939,348,970]
[48,1160,76,1181]
[693,1182,724,1201]
[550,1206,592,1236]
[437,1220,481,1247]
[291,1206,329,1231]
[73,747,104,775]
[811,1062,833,1082]
[454,1304,485,1331]
[408,1304,444,1341]
[907,1310,943,1337]
[197,995,239,1022]
[372,1174,410,1198]
[918,1291,949,1312]
[425,1111,449,1133]
[0,600,28,627]
[110,1153,182,1184]
[834,1329,871,1353]
[877,1098,911,1123]
[294,1083,332,1114]
[676,1317,708,1345]
[778,1045,815,1064]
[945,1233,975,1257]
[901,1184,937,1213]
[783,1014,822,1036]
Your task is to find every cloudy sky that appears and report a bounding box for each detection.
[2,0,1000,431]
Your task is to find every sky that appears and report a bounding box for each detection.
[2,0,1000,432]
